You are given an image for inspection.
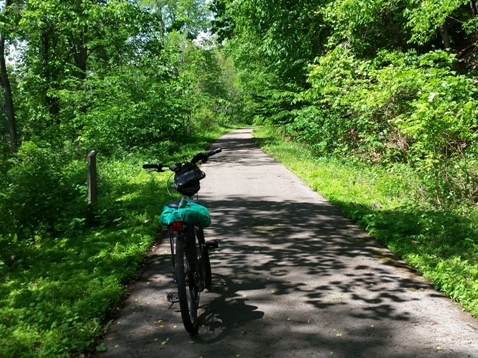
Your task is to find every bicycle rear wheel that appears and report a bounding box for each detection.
[175,230,199,334]
[196,227,212,290]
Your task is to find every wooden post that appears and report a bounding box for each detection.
[86,150,98,226]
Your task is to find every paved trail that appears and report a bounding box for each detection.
[99,128,478,358]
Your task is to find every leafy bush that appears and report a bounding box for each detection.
[1,142,83,235]
[294,47,478,207]
[74,69,186,155]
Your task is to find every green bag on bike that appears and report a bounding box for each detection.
[159,200,211,228]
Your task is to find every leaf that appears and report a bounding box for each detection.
[96,343,107,352]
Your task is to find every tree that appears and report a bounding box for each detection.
[11,0,157,142]
[0,0,18,152]
[141,0,209,39]
[224,0,329,87]
[210,0,333,125]
[323,0,412,57]
[406,0,478,71]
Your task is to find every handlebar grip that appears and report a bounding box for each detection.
[191,148,222,164]
[206,148,222,157]
[143,163,163,171]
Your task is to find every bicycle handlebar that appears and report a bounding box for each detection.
[191,147,222,165]
[142,147,222,172]
[206,147,222,156]
[142,163,164,171]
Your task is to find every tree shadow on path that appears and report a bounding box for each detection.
[97,128,478,358]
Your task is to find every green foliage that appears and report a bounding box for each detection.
[322,0,412,55]
[406,0,470,44]
[6,0,243,155]
[78,68,186,154]
[0,191,154,356]
[142,0,210,39]
[294,47,478,206]
[0,141,85,241]
[220,0,478,150]
[215,0,331,128]
[227,0,327,85]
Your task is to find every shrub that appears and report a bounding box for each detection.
[296,47,478,207]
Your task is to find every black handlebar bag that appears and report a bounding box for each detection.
[173,163,206,196]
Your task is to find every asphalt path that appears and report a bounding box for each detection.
[98,128,478,358]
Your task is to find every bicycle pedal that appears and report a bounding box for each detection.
[205,240,219,249]
[167,292,179,303]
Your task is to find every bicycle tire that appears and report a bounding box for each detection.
[175,231,199,334]
[196,227,212,290]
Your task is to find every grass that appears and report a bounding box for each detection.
[253,126,478,318]
[0,126,234,357]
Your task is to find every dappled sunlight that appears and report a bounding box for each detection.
[98,128,478,358]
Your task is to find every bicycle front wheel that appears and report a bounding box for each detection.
[175,231,199,334]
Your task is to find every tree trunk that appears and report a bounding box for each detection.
[0,0,17,153]
[73,0,88,80]
[439,24,451,49]
[470,1,478,17]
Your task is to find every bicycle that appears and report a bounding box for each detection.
[142,148,221,334]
